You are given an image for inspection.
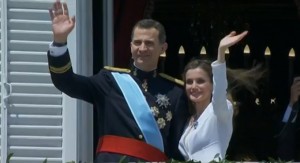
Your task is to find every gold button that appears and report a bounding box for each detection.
[138,135,143,139]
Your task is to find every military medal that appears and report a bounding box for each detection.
[142,79,148,92]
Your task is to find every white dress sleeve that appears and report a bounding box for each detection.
[211,61,233,120]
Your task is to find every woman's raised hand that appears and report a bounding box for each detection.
[219,31,248,51]
[217,31,248,63]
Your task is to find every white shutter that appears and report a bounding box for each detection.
[0,0,85,162]
[0,0,3,161]
[6,0,63,163]
[0,0,93,162]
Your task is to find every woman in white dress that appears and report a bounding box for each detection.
[178,31,250,162]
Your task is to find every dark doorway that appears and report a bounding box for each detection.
[150,0,300,161]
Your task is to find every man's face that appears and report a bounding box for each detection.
[131,27,167,71]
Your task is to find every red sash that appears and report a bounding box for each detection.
[96,135,168,161]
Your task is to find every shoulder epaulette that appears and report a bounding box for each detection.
[159,73,184,86]
[104,66,131,73]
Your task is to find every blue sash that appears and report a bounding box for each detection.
[111,72,164,152]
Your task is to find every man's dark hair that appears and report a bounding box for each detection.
[131,19,166,44]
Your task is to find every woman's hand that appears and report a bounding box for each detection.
[217,31,248,63]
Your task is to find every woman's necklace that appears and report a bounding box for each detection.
[190,114,199,129]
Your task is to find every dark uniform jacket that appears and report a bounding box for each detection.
[47,50,189,162]
[277,102,300,161]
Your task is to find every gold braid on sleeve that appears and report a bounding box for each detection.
[49,62,71,74]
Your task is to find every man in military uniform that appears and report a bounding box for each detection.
[48,1,189,162]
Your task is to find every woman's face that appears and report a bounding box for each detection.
[185,67,213,104]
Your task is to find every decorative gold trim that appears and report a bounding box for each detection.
[49,62,71,74]
[159,73,184,86]
[104,66,131,73]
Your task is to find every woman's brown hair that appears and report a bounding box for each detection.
[182,58,267,117]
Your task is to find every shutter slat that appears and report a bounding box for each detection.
[11,83,60,94]
[9,0,53,9]
[10,51,47,62]
[9,125,62,136]
[9,93,62,105]
[9,40,49,51]
[9,146,62,157]
[10,30,52,41]
[9,114,62,125]
[9,62,49,73]
[9,19,51,31]
[9,9,50,21]
[9,72,51,83]
[9,136,62,147]
[10,157,62,163]
[9,104,62,115]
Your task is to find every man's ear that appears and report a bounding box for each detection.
[162,42,168,53]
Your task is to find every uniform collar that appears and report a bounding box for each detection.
[131,65,157,79]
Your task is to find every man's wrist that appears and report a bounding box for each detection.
[49,42,68,57]
[52,41,67,47]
